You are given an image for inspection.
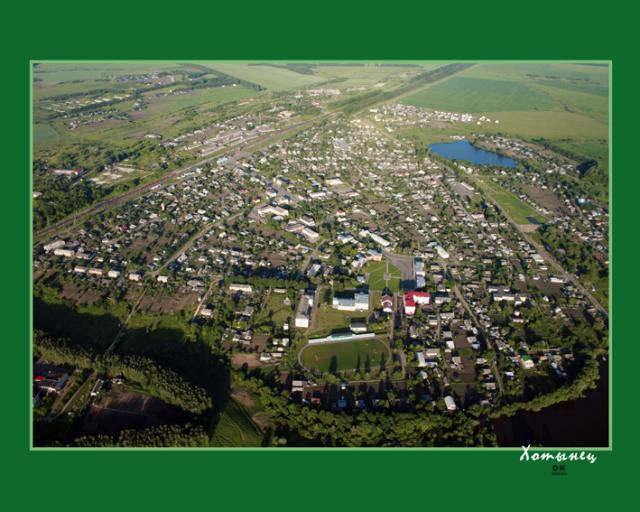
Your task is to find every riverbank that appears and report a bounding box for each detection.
[492,358,609,447]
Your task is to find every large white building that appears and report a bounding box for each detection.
[369,232,391,248]
[332,291,369,312]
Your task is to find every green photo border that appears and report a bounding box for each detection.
[3,1,636,505]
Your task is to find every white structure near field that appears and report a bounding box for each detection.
[229,283,253,294]
[295,291,315,328]
[307,331,376,345]
[332,291,369,312]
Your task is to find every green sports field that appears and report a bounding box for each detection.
[299,338,389,373]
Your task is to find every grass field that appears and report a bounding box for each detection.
[299,338,389,373]
[254,292,293,327]
[203,62,325,91]
[308,303,352,337]
[364,260,401,292]
[141,86,258,115]
[554,139,609,170]
[33,123,62,145]
[481,111,608,140]
[477,178,548,225]
[210,398,264,447]
[42,85,260,146]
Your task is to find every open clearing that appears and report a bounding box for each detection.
[307,303,358,337]
[364,259,401,292]
[254,292,293,327]
[299,338,389,373]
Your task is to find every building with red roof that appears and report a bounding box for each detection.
[404,291,431,316]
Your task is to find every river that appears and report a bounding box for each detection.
[492,358,609,447]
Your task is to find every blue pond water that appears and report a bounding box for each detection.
[429,140,517,168]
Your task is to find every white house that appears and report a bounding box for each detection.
[229,283,253,294]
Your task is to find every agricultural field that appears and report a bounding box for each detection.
[363,260,401,292]
[309,63,433,88]
[33,61,207,97]
[33,123,62,145]
[202,62,325,91]
[400,62,609,141]
[403,76,560,112]
[299,338,390,373]
[477,178,548,225]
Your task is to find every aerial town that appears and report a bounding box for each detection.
[32,61,609,447]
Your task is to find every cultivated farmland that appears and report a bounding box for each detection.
[203,62,325,91]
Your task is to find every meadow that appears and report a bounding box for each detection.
[307,303,352,337]
[210,397,264,447]
[403,76,560,112]
[477,178,548,225]
[299,338,389,373]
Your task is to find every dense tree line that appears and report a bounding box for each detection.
[58,423,208,447]
[34,331,212,414]
[492,353,602,418]
[235,373,496,447]
[537,224,607,302]
[33,175,111,230]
